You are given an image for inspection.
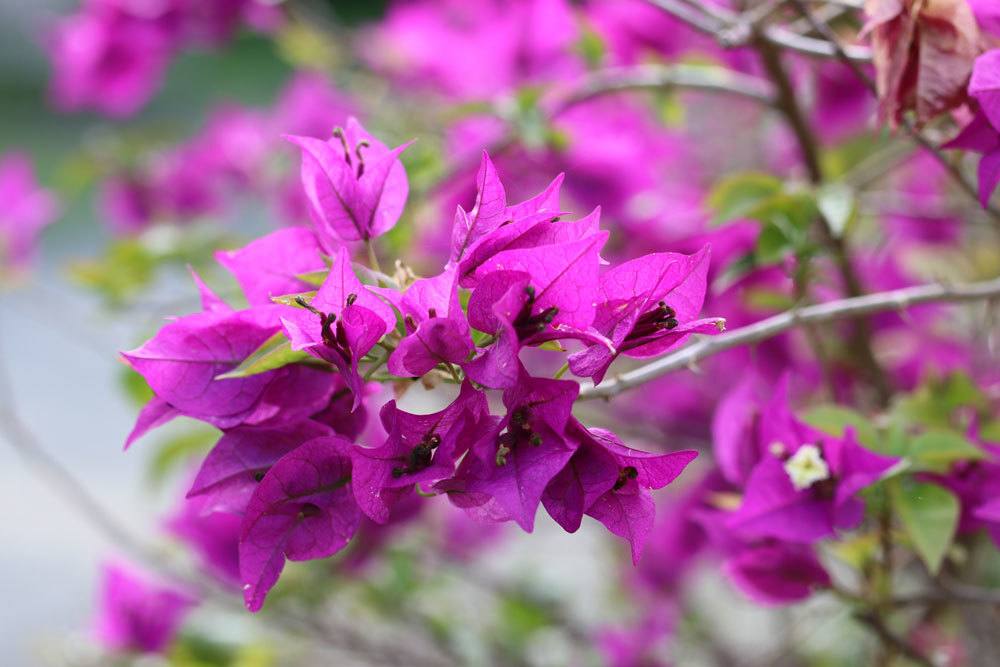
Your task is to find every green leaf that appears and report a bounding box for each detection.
[471,328,494,346]
[742,192,819,265]
[981,420,1000,442]
[889,478,959,575]
[576,25,606,68]
[216,332,310,379]
[828,532,880,571]
[883,421,912,458]
[707,172,784,223]
[148,426,217,487]
[816,183,856,238]
[120,367,154,407]
[498,594,552,649]
[712,251,757,293]
[270,291,316,307]
[741,287,797,311]
[295,270,328,287]
[908,429,985,470]
[893,372,990,430]
[801,404,880,452]
[70,239,156,306]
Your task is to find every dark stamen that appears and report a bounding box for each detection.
[613,466,639,491]
[332,127,352,167]
[354,140,370,178]
[295,295,321,316]
[320,313,338,348]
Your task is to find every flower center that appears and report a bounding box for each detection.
[783,444,831,491]
[392,433,442,478]
[332,127,370,179]
[620,301,678,351]
[296,295,355,364]
[612,466,639,491]
[495,406,542,466]
[512,285,559,340]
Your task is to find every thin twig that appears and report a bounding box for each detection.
[853,612,934,667]
[752,27,892,404]
[579,276,1000,399]
[891,576,1000,607]
[549,63,776,112]
[646,0,873,60]
[434,61,777,192]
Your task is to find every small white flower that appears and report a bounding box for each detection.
[783,444,830,491]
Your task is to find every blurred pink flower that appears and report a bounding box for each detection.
[363,0,580,99]
[93,560,197,654]
[0,152,59,272]
[47,7,173,117]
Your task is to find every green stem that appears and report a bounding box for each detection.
[366,239,382,274]
[364,348,389,381]
[445,363,463,384]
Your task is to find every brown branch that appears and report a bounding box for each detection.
[548,63,776,112]
[433,62,777,193]
[579,276,1000,400]
[751,27,893,405]
[646,0,873,60]
[854,611,934,667]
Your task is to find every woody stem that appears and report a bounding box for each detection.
[753,31,892,406]
[579,276,1000,400]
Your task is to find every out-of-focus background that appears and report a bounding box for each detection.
[0,1,288,661]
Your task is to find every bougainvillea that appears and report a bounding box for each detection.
[47,0,281,117]
[122,126,713,610]
[0,153,59,274]
[6,1,1000,665]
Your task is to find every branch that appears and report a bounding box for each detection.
[853,611,934,667]
[433,61,777,194]
[549,64,776,113]
[645,0,726,34]
[894,578,1000,607]
[646,0,873,61]
[579,276,1000,400]
[751,24,892,404]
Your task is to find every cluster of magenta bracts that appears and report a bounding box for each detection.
[601,375,1000,664]
[47,0,281,118]
[123,119,723,611]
